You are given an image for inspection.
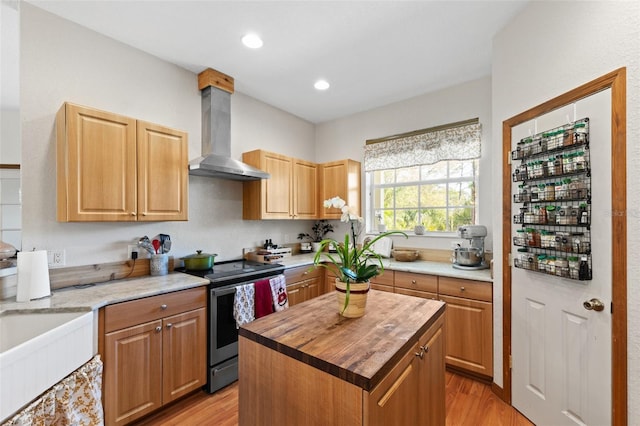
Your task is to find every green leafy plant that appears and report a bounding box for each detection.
[313,196,407,313]
[297,220,334,242]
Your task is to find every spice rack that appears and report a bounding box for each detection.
[511,118,592,280]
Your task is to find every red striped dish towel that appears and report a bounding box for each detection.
[269,274,289,311]
[254,278,274,318]
[233,283,255,328]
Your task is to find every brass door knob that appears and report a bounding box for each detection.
[583,298,605,312]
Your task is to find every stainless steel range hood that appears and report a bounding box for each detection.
[189,69,269,181]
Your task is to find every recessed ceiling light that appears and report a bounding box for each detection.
[241,33,263,49]
[314,80,330,90]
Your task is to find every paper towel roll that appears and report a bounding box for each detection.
[16,250,51,302]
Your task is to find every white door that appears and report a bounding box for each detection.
[511,90,612,425]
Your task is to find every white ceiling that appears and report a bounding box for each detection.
[26,0,528,123]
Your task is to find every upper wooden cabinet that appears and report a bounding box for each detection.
[319,159,361,219]
[56,103,188,222]
[242,150,318,220]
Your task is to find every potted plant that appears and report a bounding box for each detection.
[313,196,407,317]
[298,220,334,252]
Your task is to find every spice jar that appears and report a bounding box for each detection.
[544,183,555,201]
[545,205,556,224]
[574,122,588,144]
[537,254,548,272]
[555,258,568,277]
[568,256,580,279]
[579,203,589,224]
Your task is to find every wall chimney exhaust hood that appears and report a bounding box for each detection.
[189,68,269,181]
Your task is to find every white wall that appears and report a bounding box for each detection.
[19,3,316,267]
[492,0,640,419]
[315,76,493,250]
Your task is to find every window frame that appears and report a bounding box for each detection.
[366,159,479,234]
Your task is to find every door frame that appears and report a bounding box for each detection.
[500,68,627,425]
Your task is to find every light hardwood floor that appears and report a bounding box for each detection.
[135,372,533,425]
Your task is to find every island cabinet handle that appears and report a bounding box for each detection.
[155,326,162,333]
[411,279,417,285]
[166,323,173,329]
[160,304,168,310]
[415,345,429,359]
[460,286,466,291]
[131,212,137,216]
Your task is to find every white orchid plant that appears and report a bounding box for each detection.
[313,196,407,312]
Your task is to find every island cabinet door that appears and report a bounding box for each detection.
[104,320,163,426]
[364,315,445,426]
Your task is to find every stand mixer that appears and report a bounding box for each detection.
[452,225,489,270]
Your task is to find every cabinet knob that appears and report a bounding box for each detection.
[411,280,417,284]
[142,212,147,216]
[160,304,167,310]
[131,212,137,216]
[155,326,162,332]
[460,286,465,292]
[303,271,308,275]
[166,323,173,328]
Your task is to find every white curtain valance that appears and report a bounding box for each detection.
[364,121,482,172]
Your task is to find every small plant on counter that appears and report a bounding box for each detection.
[297,220,334,242]
[313,196,407,314]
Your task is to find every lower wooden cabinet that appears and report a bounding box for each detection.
[438,277,493,378]
[285,265,323,306]
[364,314,445,425]
[101,287,207,426]
[369,270,394,293]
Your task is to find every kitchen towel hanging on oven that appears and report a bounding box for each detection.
[269,274,289,311]
[254,278,274,318]
[233,283,255,328]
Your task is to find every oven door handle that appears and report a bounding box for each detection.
[212,285,238,297]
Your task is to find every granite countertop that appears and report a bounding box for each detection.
[0,252,491,315]
[279,253,493,282]
[0,273,208,315]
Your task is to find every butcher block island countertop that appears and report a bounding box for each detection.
[238,290,446,426]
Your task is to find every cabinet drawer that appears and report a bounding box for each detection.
[370,270,394,287]
[104,286,207,333]
[285,265,322,283]
[394,271,438,293]
[438,277,492,302]
[370,283,393,293]
[395,287,438,300]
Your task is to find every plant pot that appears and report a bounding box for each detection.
[311,242,322,252]
[335,279,370,318]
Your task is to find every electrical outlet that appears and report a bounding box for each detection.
[127,245,139,259]
[48,249,65,267]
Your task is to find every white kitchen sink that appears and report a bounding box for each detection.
[0,310,95,422]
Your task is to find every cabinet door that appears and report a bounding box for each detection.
[162,308,207,404]
[419,316,446,425]
[104,320,163,425]
[292,158,318,219]
[57,103,137,222]
[439,294,493,377]
[243,150,292,219]
[364,314,445,426]
[319,159,361,219]
[286,282,304,306]
[365,333,421,426]
[137,121,188,221]
[304,277,321,301]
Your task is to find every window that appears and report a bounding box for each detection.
[369,160,477,232]
[364,119,481,233]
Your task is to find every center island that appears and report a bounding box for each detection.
[238,289,446,426]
